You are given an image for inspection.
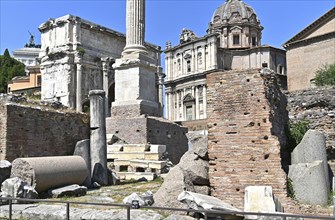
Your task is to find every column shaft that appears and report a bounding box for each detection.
[89,90,108,185]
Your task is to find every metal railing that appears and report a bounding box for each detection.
[0,197,333,220]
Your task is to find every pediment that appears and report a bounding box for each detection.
[231,26,242,31]
[283,7,335,47]
[183,93,195,102]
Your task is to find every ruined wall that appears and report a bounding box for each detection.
[106,116,188,165]
[0,102,90,161]
[286,86,335,159]
[207,69,291,210]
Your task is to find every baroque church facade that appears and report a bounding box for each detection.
[164,0,286,122]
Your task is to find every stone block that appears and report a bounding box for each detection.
[116,172,155,181]
[149,145,166,154]
[244,186,276,219]
[0,160,12,189]
[123,192,146,207]
[148,161,167,170]
[114,159,131,166]
[107,152,119,160]
[288,160,329,205]
[123,144,150,153]
[144,153,160,160]
[130,160,149,168]
[48,184,87,198]
[107,144,124,153]
[1,177,38,203]
[291,129,329,188]
[177,191,241,212]
[118,152,145,160]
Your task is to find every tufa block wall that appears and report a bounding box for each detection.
[207,69,293,211]
[0,103,90,161]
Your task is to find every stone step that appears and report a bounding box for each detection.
[106,144,166,154]
[107,152,162,160]
[116,172,155,181]
[114,159,166,169]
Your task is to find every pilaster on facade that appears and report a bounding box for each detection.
[195,86,200,120]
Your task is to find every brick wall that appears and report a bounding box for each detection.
[206,69,292,210]
[0,102,90,161]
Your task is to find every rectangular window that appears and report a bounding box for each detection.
[187,60,191,72]
[252,37,256,46]
[186,106,193,121]
[233,35,240,45]
[37,76,42,86]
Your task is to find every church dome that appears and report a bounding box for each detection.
[210,0,260,25]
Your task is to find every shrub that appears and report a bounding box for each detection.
[286,120,310,152]
[314,63,335,86]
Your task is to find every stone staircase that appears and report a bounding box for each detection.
[107,134,167,181]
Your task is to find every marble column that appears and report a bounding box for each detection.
[195,86,200,120]
[75,54,83,112]
[158,71,164,116]
[89,90,108,185]
[123,0,146,55]
[102,57,112,117]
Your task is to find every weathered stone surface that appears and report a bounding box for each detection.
[291,129,329,189]
[74,139,91,187]
[164,214,196,220]
[1,177,38,202]
[0,160,11,188]
[178,191,240,212]
[244,186,276,219]
[106,116,188,165]
[154,137,210,210]
[288,160,329,205]
[108,169,120,185]
[84,195,115,203]
[180,152,209,185]
[123,192,146,207]
[187,133,208,159]
[286,86,335,164]
[1,203,165,220]
[11,156,89,193]
[140,190,154,206]
[0,103,90,161]
[153,166,189,210]
[48,184,87,198]
[90,90,108,186]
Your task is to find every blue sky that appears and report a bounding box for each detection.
[1,0,334,58]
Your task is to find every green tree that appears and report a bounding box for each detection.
[314,63,335,86]
[0,49,26,93]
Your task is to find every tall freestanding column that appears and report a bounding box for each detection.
[89,90,108,185]
[123,0,146,55]
[112,0,161,118]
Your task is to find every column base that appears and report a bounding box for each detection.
[111,100,160,118]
